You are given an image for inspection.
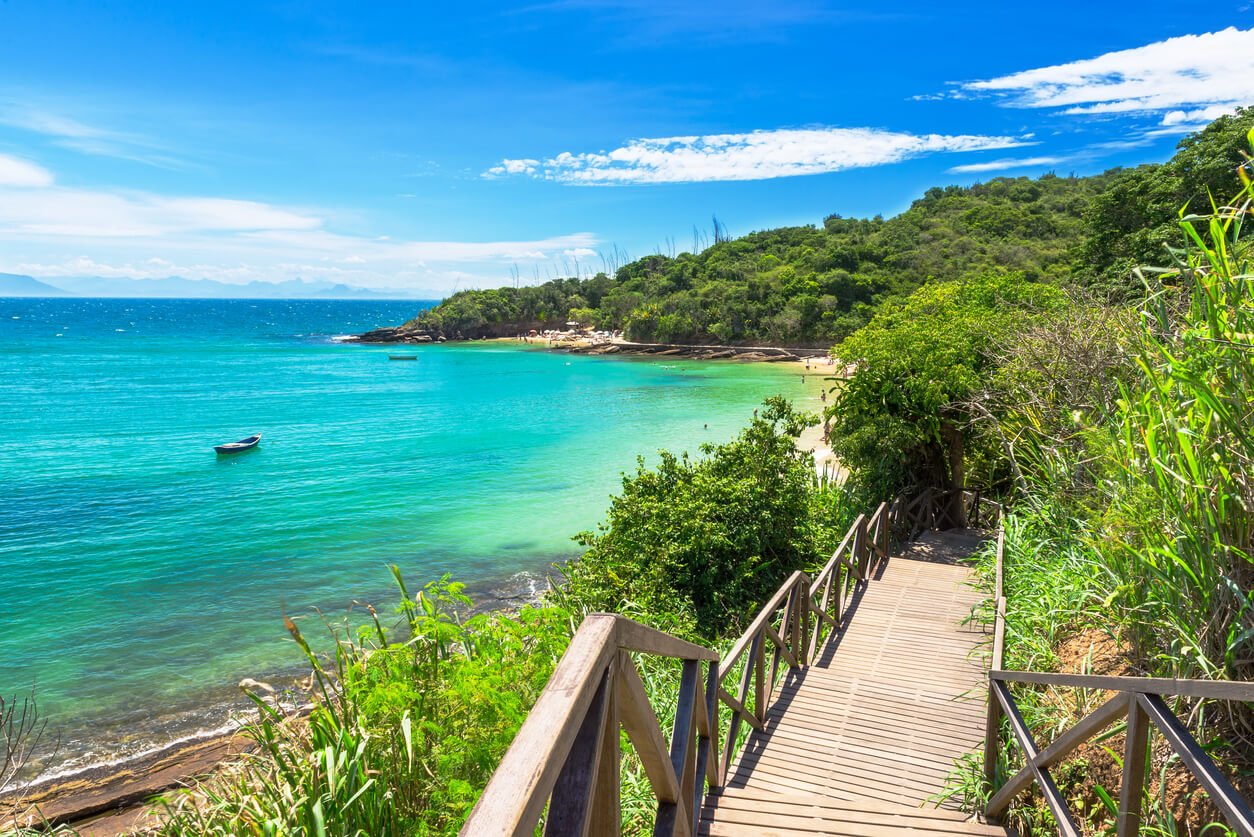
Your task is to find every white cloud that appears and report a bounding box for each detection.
[0,153,54,187]
[0,162,599,291]
[948,155,1068,174]
[957,27,1254,127]
[486,126,1029,184]
[487,158,539,176]
[0,187,323,237]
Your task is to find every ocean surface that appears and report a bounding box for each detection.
[0,297,818,782]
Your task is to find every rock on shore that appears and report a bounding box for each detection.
[345,326,442,343]
[567,341,804,362]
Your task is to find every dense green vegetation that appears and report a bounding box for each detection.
[830,126,1254,832]
[1079,109,1254,297]
[559,397,843,636]
[826,271,1066,503]
[407,173,1108,345]
[404,108,1252,349]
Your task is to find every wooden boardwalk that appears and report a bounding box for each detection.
[701,529,1005,836]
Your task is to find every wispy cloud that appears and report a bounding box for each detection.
[948,155,1069,174]
[953,27,1254,129]
[487,126,1030,185]
[0,152,53,187]
[0,102,188,168]
[0,160,598,290]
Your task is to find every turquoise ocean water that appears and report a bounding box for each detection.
[0,297,816,780]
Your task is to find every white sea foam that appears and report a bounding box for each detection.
[13,717,245,792]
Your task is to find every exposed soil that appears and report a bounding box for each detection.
[1023,628,1252,836]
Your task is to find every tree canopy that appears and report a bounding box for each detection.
[1076,106,1254,296]
[405,172,1105,346]
[826,272,1067,502]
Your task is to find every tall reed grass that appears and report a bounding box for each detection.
[1097,131,1254,724]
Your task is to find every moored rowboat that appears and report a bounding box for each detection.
[388,355,418,360]
[215,433,262,454]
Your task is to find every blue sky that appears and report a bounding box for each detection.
[0,1,1251,295]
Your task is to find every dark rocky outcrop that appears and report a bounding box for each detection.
[346,326,439,344]
[568,342,806,362]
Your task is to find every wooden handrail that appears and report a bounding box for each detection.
[985,678,1254,837]
[978,498,1254,837]
[715,571,810,783]
[461,614,718,836]
[716,493,915,782]
[466,488,933,835]
[991,670,1254,701]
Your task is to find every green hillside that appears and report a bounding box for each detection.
[403,108,1253,346]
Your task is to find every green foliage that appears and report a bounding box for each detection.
[827,272,1066,500]
[558,397,843,638]
[404,172,1103,345]
[1094,134,1254,695]
[157,577,573,835]
[939,128,1254,829]
[1078,107,1254,297]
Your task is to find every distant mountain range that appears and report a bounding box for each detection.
[0,273,73,296]
[0,273,442,300]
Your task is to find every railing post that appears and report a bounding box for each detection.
[700,661,719,792]
[590,659,621,835]
[656,659,699,837]
[857,514,869,577]
[546,666,614,837]
[794,578,808,667]
[982,678,1002,806]
[1117,693,1150,837]
[754,634,765,726]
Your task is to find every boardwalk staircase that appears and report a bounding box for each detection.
[463,491,1254,836]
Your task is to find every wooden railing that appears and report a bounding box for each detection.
[463,490,925,835]
[462,613,718,836]
[976,494,1254,837]
[462,487,997,835]
[715,497,900,778]
[984,673,1254,837]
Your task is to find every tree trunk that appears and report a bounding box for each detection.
[941,422,966,528]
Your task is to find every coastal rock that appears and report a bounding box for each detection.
[0,733,253,832]
[346,326,437,344]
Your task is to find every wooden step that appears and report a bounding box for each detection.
[703,552,1001,836]
[701,787,1008,836]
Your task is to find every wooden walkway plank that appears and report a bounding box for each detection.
[702,529,1006,836]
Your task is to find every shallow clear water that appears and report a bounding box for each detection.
[0,297,816,778]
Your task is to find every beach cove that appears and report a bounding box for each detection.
[0,297,824,793]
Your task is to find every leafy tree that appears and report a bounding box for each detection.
[401,171,1104,345]
[559,398,825,637]
[1078,106,1254,296]
[826,272,1067,510]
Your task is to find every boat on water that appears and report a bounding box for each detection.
[388,354,418,360]
[215,433,262,454]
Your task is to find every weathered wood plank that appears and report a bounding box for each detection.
[461,614,618,837]
[707,552,1008,837]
